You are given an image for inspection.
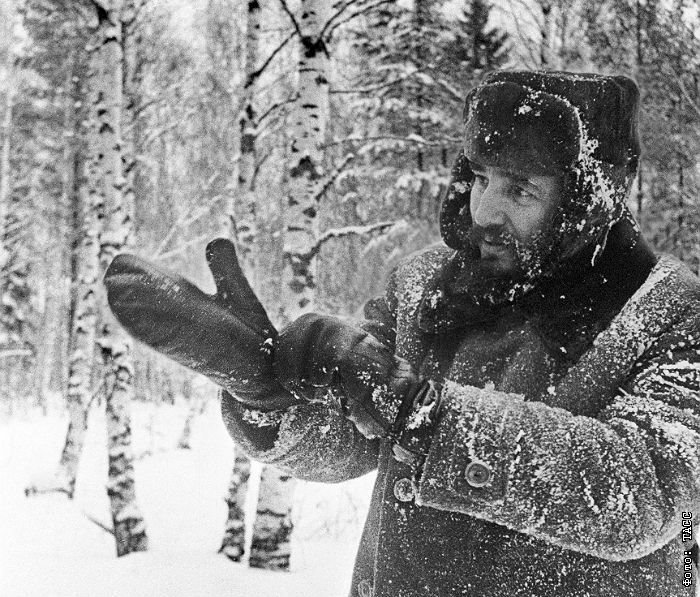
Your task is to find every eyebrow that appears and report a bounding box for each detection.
[470,161,543,191]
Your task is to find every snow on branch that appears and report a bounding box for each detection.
[324,134,462,152]
[330,74,410,95]
[142,107,199,149]
[304,220,398,260]
[311,153,355,204]
[663,64,700,121]
[0,348,33,359]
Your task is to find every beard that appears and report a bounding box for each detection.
[444,223,558,306]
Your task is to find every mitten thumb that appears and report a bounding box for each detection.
[205,238,275,336]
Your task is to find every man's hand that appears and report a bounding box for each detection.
[104,239,296,411]
[274,313,418,439]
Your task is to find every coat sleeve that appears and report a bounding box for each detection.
[415,312,700,562]
[220,278,400,484]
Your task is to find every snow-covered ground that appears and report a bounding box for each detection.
[0,400,374,597]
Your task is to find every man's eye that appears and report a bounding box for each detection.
[513,186,536,202]
[473,174,488,186]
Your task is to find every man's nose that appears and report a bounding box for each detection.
[472,185,507,228]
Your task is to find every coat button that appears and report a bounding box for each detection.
[464,461,492,488]
[358,579,374,597]
[393,477,415,502]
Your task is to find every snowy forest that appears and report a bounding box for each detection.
[1,0,699,595]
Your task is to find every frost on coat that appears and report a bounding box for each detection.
[416,254,700,560]
[220,222,699,596]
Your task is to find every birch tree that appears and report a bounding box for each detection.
[241,0,336,571]
[0,0,15,270]
[219,451,252,561]
[246,1,416,568]
[89,0,147,555]
[218,0,259,563]
[232,0,260,255]
[0,0,30,355]
[281,0,330,319]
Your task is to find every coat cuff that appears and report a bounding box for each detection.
[416,381,524,511]
[221,389,331,461]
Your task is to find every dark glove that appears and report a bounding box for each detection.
[104,238,296,410]
[273,313,419,439]
[391,379,443,469]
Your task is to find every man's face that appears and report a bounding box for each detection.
[468,161,564,277]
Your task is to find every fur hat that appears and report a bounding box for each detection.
[441,70,641,258]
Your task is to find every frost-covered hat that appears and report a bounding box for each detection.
[441,70,641,260]
[463,70,640,175]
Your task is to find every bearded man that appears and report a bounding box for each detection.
[106,71,700,596]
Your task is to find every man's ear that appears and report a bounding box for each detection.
[440,150,474,251]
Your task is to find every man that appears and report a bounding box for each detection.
[106,71,700,596]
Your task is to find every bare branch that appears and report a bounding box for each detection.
[245,30,297,89]
[155,234,214,261]
[419,73,464,104]
[142,107,198,148]
[324,0,393,40]
[130,96,162,118]
[251,152,272,190]
[499,0,541,69]
[83,511,115,536]
[256,93,299,126]
[278,0,303,37]
[153,174,222,257]
[319,0,362,39]
[665,66,700,120]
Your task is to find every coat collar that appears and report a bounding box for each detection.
[417,214,657,360]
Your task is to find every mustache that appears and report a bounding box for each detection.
[467,224,517,248]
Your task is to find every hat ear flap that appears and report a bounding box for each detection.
[613,74,641,174]
[440,150,474,250]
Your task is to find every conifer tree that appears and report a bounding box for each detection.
[345,0,508,230]
[582,0,700,272]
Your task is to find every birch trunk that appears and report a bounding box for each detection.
[233,0,260,257]
[247,0,331,571]
[540,2,553,67]
[634,0,644,225]
[249,466,295,570]
[281,0,330,320]
[43,182,101,497]
[91,0,147,556]
[33,270,60,413]
[0,68,12,271]
[248,0,331,569]
[176,376,198,449]
[33,50,78,415]
[219,0,275,565]
[219,450,251,561]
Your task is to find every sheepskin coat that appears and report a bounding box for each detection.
[222,219,700,597]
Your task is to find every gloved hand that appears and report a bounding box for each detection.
[391,379,443,468]
[104,238,296,411]
[273,313,419,439]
